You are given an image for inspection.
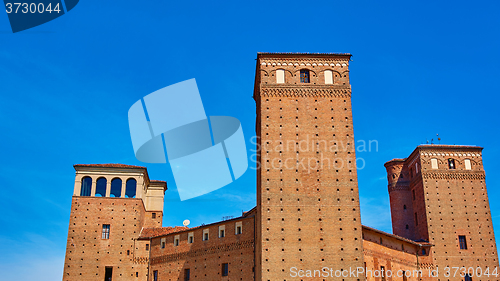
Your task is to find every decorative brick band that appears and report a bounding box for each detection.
[422,172,485,181]
[388,183,411,192]
[260,86,351,98]
[134,257,149,264]
[151,240,254,265]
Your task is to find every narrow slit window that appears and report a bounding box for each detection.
[222,263,229,276]
[184,268,190,281]
[459,235,468,249]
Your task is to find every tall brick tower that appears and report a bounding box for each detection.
[385,145,499,279]
[63,164,166,281]
[253,53,364,280]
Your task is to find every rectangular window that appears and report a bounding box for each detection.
[300,70,310,83]
[204,233,209,240]
[431,158,438,169]
[236,226,242,235]
[219,229,225,238]
[105,267,113,281]
[203,229,209,241]
[414,212,418,226]
[102,224,110,239]
[403,271,408,281]
[380,266,386,281]
[174,238,179,246]
[222,263,229,276]
[152,212,156,219]
[464,159,472,170]
[188,232,194,243]
[145,244,149,251]
[184,268,190,281]
[459,235,468,250]
[161,238,166,249]
[324,69,333,84]
[235,222,242,235]
[276,69,285,84]
[153,270,158,281]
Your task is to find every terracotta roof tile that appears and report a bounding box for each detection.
[139,226,190,239]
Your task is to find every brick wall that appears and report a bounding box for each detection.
[148,216,255,281]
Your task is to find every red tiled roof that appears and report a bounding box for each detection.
[139,226,190,239]
[74,164,147,169]
[362,225,433,247]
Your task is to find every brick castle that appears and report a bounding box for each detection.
[63,53,499,280]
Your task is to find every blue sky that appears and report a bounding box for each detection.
[0,1,499,280]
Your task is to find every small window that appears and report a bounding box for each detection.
[379,237,383,244]
[459,235,468,250]
[380,266,386,281]
[431,158,438,169]
[405,224,409,229]
[145,244,149,251]
[174,238,179,246]
[153,270,158,281]
[236,226,242,235]
[127,250,130,255]
[184,268,190,281]
[448,158,456,169]
[403,271,408,281]
[464,159,472,170]
[422,248,426,255]
[152,213,156,219]
[412,190,416,200]
[136,272,138,277]
[222,263,229,276]
[188,232,194,243]
[300,70,310,83]
[403,204,407,210]
[203,230,209,241]
[402,244,404,251]
[414,213,418,226]
[80,176,92,196]
[324,70,333,84]
[464,273,472,281]
[276,69,285,83]
[219,229,225,238]
[102,224,110,239]
[161,238,166,249]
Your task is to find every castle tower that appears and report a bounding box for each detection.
[386,145,499,279]
[253,53,364,280]
[63,164,167,281]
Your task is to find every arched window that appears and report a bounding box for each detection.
[300,69,310,83]
[276,69,285,83]
[80,177,92,196]
[125,178,137,198]
[448,158,456,169]
[95,177,107,197]
[324,70,333,84]
[110,178,122,197]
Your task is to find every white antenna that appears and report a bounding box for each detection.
[183,220,190,227]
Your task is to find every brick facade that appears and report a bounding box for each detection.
[63,53,499,281]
